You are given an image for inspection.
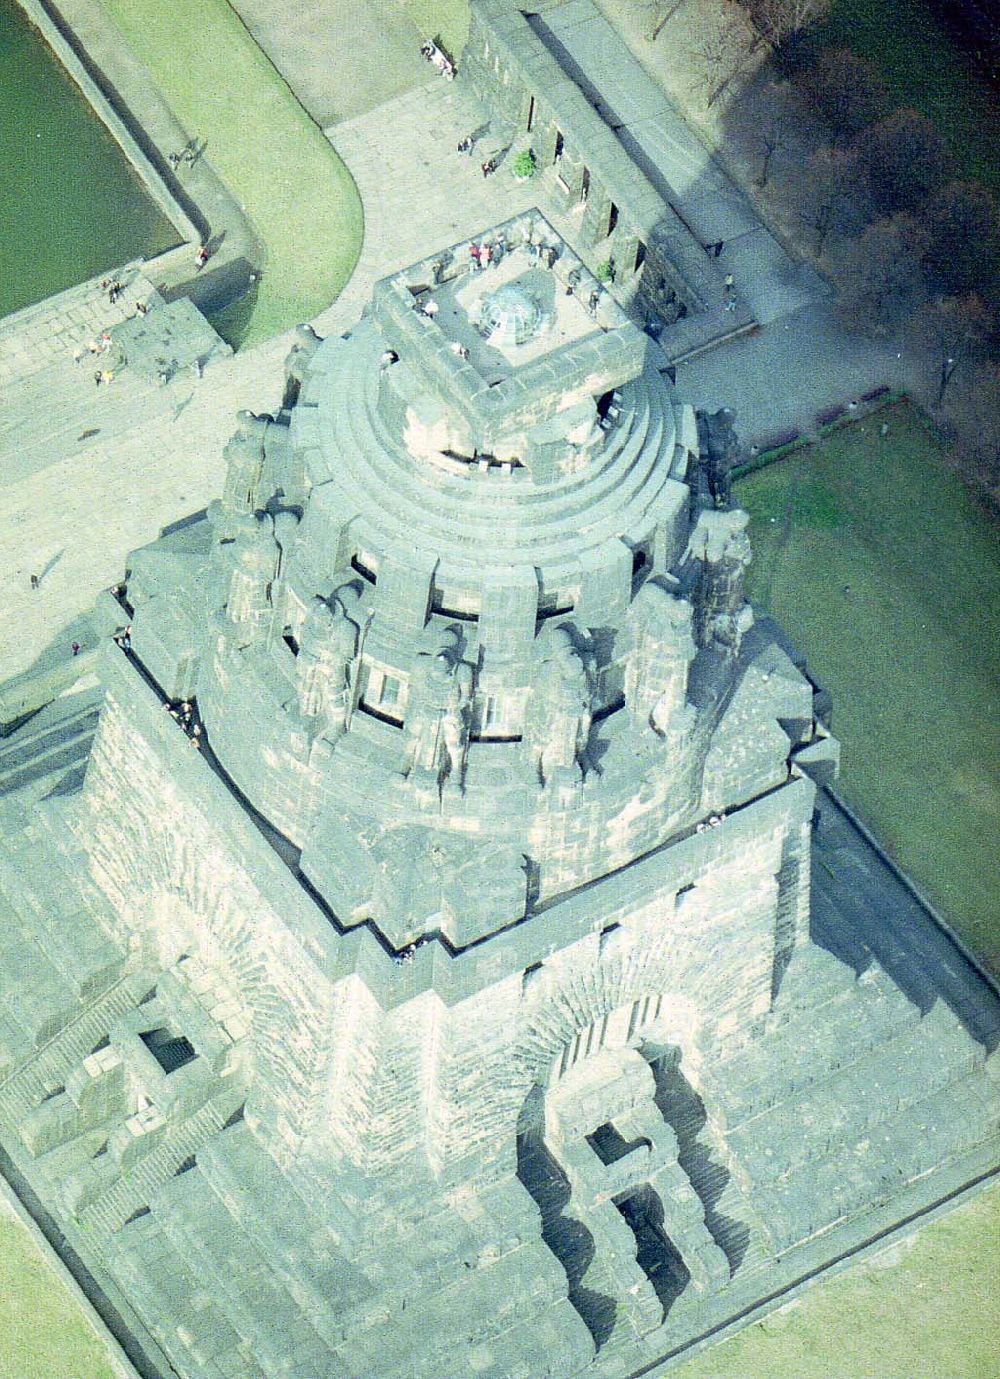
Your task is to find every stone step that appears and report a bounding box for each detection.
[0,723,96,801]
[0,694,100,771]
[79,1097,234,1237]
[0,976,143,1122]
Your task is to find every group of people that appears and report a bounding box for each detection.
[392,942,421,967]
[164,699,202,747]
[420,39,454,79]
[167,143,199,171]
[75,331,117,386]
[695,813,727,833]
[469,238,503,271]
[101,277,124,305]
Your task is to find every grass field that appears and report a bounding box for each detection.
[0,1200,119,1379]
[97,0,363,348]
[402,0,471,55]
[739,401,1000,972]
[671,1179,1000,1379]
[818,0,1000,196]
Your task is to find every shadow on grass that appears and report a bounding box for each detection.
[206,279,261,352]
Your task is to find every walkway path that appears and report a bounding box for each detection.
[531,1,825,328]
[0,79,537,687]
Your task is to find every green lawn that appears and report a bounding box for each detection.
[0,1203,119,1379]
[672,1180,1000,1379]
[818,0,1000,195]
[97,0,363,348]
[738,402,1000,973]
[403,0,471,55]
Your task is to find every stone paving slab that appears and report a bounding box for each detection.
[0,270,156,389]
[719,226,827,327]
[0,81,539,688]
[535,1,823,323]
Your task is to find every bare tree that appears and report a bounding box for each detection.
[856,108,953,216]
[830,214,928,336]
[639,0,691,42]
[911,294,996,407]
[799,145,872,253]
[946,361,1000,501]
[746,0,831,49]
[689,13,756,108]
[923,181,999,297]
[798,48,889,140]
[756,125,787,187]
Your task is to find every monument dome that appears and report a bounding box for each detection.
[0,206,994,1379]
[475,279,553,346]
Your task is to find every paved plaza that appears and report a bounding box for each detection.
[0,79,540,687]
[1,15,912,689]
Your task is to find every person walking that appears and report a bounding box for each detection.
[195,244,210,271]
[30,574,39,591]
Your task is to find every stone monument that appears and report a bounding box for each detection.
[0,213,997,1379]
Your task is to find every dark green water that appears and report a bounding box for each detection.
[0,0,177,319]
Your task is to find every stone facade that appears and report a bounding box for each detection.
[0,213,997,1379]
[460,0,720,339]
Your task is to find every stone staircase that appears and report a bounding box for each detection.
[0,681,101,805]
[0,974,144,1122]
[78,1096,238,1238]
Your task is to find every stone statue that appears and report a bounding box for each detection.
[220,411,271,522]
[685,508,753,652]
[226,515,280,647]
[701,407,741,509]
[527,625,595,787]
[404,646,473,789]
[282,325,322,409]
[296,594,358,736]
[624,581,696,737]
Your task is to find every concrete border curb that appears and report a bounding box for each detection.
[0,1159,145,1379]
[15,0,198,247]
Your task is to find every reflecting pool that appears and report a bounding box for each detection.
[0,0,178,319]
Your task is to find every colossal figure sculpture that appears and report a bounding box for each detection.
[295,594,358,737]
[526,625,595,787]
[0,211,995,1379]
[404,644,473,789]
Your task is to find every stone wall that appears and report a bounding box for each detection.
[461,0,716,325]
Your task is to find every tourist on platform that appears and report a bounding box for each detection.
[195,244,210,271]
